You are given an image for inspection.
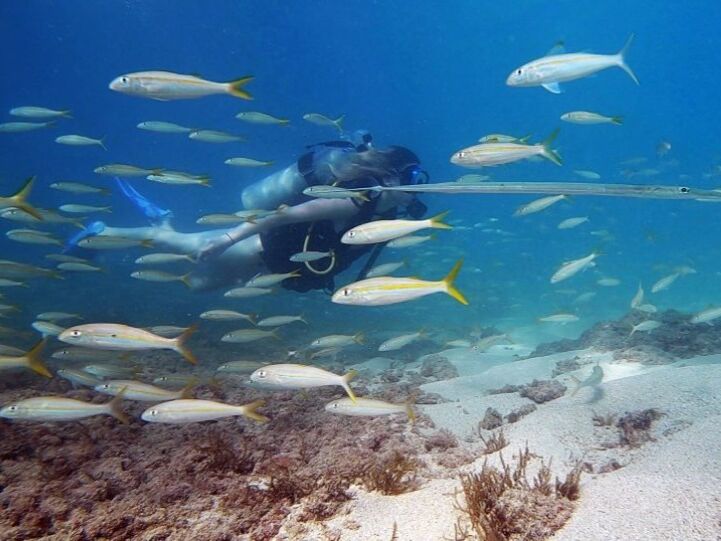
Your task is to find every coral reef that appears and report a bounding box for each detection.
[478,428,509,455]
[531,309,721,361]
[0,376,436,541]
[361,449,421,495]
[455,446,579,541]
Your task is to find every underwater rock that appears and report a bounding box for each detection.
[551,357,582,377]
[424,429,458,452]
[486,384,521,395]
[616,408,665,447]
[613,344,677,365]
[531,309,721,361]
[505,403,537,423]
[519,379,567,404]
[479,407,503,430]
[419,354,459,381]
[0,378,444,541]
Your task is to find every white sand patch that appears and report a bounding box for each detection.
[322,354,721,540]
[319,480,460,541]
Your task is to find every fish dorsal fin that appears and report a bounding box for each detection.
[542,82,563,94]
[546,40,566,56]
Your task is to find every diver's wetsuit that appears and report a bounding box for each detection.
[91,135,427,292]
[257,139,425,293]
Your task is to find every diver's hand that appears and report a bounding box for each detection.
[197,234,234,261]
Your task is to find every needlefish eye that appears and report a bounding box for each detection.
[678,186,690,193]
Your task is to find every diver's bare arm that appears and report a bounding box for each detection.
[198,198,360,260]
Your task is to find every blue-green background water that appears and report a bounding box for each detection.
[1,1,721,346]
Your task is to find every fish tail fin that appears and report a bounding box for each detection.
[616,34,639,85]
[405,400,416,424]
[353,332,365,345]
[100,187,112,196]
[174,324,198,365]
[334,114,345,131]
[342,369,358,402]
[299,314,308,325]
[611,116,624,126]
[358,191,370,202]
[200,178,212,187]
[271,329,282,340]
[9,176,43,221]
[99,137,108,151]
[151,168,165,176]
[429,210,452,230]
[242,399,269,423]
[247,313,257,325]
[518,134,532,143]
[25,339,51,378]
[442,259,469,305]
[228,76,254,100]
[541,129,563,166]
[107,387,129,424]
[180,272,193,288]
[140,239,155,248]
[179,382,195,399]
[61,110,73,118]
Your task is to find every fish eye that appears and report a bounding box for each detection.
[102,384,110,389]
[70,330,82,337]
[679,186,689,193]
[149,409,158,416]
[457,152,465,158]
[121,77,129,84]
[342,288,351,297]
[348,231,356,238]
[257,370,266,378]
[516,69,522,75]
[8,405,17,411]
[331,403,338,409]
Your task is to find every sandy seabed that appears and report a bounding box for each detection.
[2,321,721,541]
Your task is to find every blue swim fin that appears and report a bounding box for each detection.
[64,220,106,253]
[116,177,173,222]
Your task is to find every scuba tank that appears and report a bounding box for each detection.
[240,137,368,211]
[241,162,308,211]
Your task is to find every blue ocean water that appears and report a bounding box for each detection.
[1,0,720,340]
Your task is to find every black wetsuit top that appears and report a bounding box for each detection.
[259,144,394,293]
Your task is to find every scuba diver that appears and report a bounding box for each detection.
[76,130,430,292]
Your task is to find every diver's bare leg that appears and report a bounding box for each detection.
[198,198,361,260]
[102,225,231,254]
